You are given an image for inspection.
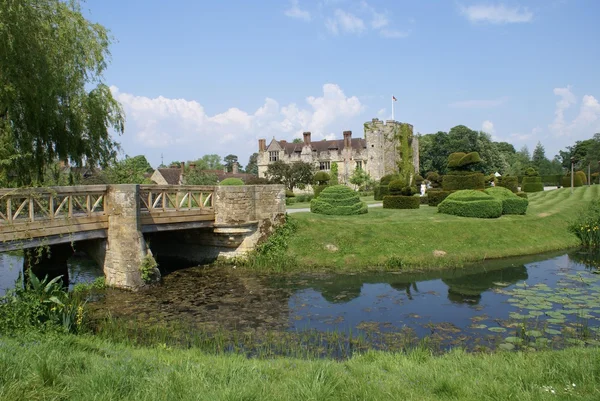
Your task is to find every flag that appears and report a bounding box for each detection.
[392,96,397,101]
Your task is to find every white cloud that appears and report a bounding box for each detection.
[548,86,600,138]
[110,84,365,161]
[326,9,366,35]
[284,0,311,21]
[449,97,508,109]
[549,85,576,136]
[460,4,533,24]
[482,120,495,135]
[572,95,600,128]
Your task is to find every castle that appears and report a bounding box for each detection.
[257,118,419,185]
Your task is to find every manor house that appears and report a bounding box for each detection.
[257,119,419,184]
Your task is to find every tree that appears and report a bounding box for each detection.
[246,153,258,175]
[292,138,303,144]
[183,168,218,185]
[330,162,339,185]
[104,155,153,184]
[532,142,547,170]
[349,169,372,190]
[223,154,239,172]
[265,161,314,190]
[0,0,124,185]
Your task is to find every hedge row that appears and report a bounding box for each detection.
[497,176,518,193]
[383,195,420,209]
[310,185,368,216]
[438,190,503,218]
[442,173,485,191]
[427,190,452,206]
[484,187,528,215]
[374,185,390,201]
[521,176,543,193]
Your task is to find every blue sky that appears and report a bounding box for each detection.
[85,0,600,168]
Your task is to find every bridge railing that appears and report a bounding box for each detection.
[139,185,215,213]
[0,185,107,225]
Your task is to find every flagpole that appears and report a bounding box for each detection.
[392,95,395,121]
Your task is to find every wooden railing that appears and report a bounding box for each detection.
[139,185,214,212]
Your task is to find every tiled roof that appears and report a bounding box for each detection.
[156,168,182,185]
[281,138,366,155]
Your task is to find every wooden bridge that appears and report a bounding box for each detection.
[0,185,216,252]
[0,184,285,290]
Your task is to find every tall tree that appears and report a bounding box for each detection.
[223,154,239,172]
[292,138,303,144]
[531,142,547,171]
[0,0,124,185]
[246,153,258,175]
[265,161,314,190]
[104,155,153,184]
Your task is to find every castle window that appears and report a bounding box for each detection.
[269,151,279,162]
[355,161,363,170]
[319,161,330,170]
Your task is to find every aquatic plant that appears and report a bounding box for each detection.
[569,199,600,248]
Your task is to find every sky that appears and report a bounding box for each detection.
[84,0,600,168]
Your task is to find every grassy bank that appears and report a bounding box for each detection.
[281,186,599,270]
[0,333,599,400]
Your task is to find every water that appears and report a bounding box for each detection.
[83,250,600,353]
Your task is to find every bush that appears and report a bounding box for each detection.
[414,175,424,185]
[220,177,244,186]
[285,189,295,198]
[516,192,528,199]
[541,175,562,186]
[442,173,485,191]
[285,197,296,206]
[374,185,390,201]
[447,152,482,169]
[314,185,329,198]
[245,176,268,185]
[310,185,368,215]
[383,195,420,209]
[484,186,528,215]
[498,175,519,193]
[425,172,442,188]
[576,170,587,185]
[569,199,600,248]
[313,171,331,185]
[438,190,502,218]
[524,167,539,176]
[521,176,543,193]
[388,179,407,195]
[359,190,374,197]
[562,174,584,188]
[427,190,452,206]
[447,152,467,169]
[380,174,400,186]
[295,194,314,203]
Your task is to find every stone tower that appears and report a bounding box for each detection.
[364,118,419,182]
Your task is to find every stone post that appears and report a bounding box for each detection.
[102,184,159,290]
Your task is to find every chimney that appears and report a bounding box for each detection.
[303,131,311,146]
[343,130,352,148]
[258,139,266,152]
[223,165,228,174]
[280,140,287,146]
[232,162,239,174]
[189,163,196,170]
[180,161,185,173]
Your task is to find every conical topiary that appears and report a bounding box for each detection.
[310,185,368,215]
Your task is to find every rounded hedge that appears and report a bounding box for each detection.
[427,190,452,207]
[561,174,584,188]
[576,170,587,185]
[220,177,244,186]
[425,171,442,188]
[484,187,528,215]
[497,176,518,193]
[442,173,485,191]
[380,174,401,186]
[374,185,389,200]
[521,176,543,193]
[383,195,420,209]
[438,190,502,218]
[388,178,407,195]
[447,152,482,169]
[314,184,329,198]
[313,171,331,185]
[310,185,368,215]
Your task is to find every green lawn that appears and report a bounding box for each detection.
[286,195,380,209]
[283,186,599,270]
[1,334,599,401]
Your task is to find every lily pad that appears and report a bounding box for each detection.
[488,327,507,333]
[498,343,515,351]
[525,330,543,337]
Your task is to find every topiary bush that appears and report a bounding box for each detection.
[383,195,420,209]
[313,171,331,186]
[414,175,424,186]
[524,167,539,177]
[314,185,329,198]
[388,178,407,195]
[521,175,543,193]
[427,190,452,207]
[425,171,442,188]
[374,185,390,200]
[516,192,528,199]
[484,186,528,215]
[442,173,485,191]
[497,176,518,193]
[380,174,401,186]
[220,177,245,186]
[438,190,503,218]
[576,170,587,185]
[310,185,368,215]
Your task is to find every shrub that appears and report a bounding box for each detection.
[285,189,295,198]
[359,190,374,197]
[285,197,296,206]
[521,176,543,193]
[541,175,562,186]
[295,194,314,203]
[498,176,519,192]
[310,185,368,215]
[414,175,424,185]
[447,152,467,169]
[383,195,420,209]
[220,177,244,186]
[374,185,390,201]
[380,174,401,186]
[313,171,331,185]
[524,167,539,176]
[442,173,485,191]
[562,174,584,188]
[576,170,587,185]
[447,152,482,169]
[516,192,528,199]
[592,172,599,184]
[425,172,442,188]
[245,176,268,185]
[388,179,407,195]
[438,190,502,218]
[484,186,528,215]
[314,185,328,198]
[569,199,600,248]
[427,190,452,206]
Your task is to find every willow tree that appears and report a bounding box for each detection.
[0,0,124,186]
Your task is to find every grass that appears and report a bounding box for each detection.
[286,195,380,209]
[0,333,599,400]
[280,186,600,271]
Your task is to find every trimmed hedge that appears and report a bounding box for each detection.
[497,176,518,193]
[313,171,331,185]
[310,185,368,215]
[380,174,401,186]
[383,195,420,209]
[388,179,407,195]
[438,190,503,219]
[484,187,528,215]
[516,192,528,199]
[220,177,245,186]
[374,185,390,201]
[285,189,295,198]
[521,176,543,193]
[427,190,452,207]
[314,185,329,198]
[442,173,485,191]
[576,170,587,185]
[540,175,563,186]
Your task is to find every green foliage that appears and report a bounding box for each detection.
[484,187,529,215]
[576,170,587,185]
[374,185,389,201]
[447,152,482,169]
[383,195,420,209]
[425,172,442,188]
[497,176,519,193]
[516,192,528,199]
[183,169,218,185]
[438,190,503,218]
[521,175,543,193]
[380,174,400,186]
[103,155,153,184]
[524,167,539,176]
[0,0,125,185]
[223,154,239,173]
[220,177,244,186]
[245,176,268,185]
[427,190,452,206]
[285,190,295,198]
[414,175,424,185]
[245,153,259,175]
[266,161,315,190]
[140,255,158,284]
[248,214,298,269]
[388,178,407,195]
[0,270,85,334]
[442,173,485,191]
[313,171,331,185]
[313,185,328,198]
[330,162,339,185]
[562,174,584,188]
[349,168,372,190]
[569,199,600,248]
[72,277,105,294]
[310,185,368,215]
[540,175,563,186]
[295,194,314,203]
